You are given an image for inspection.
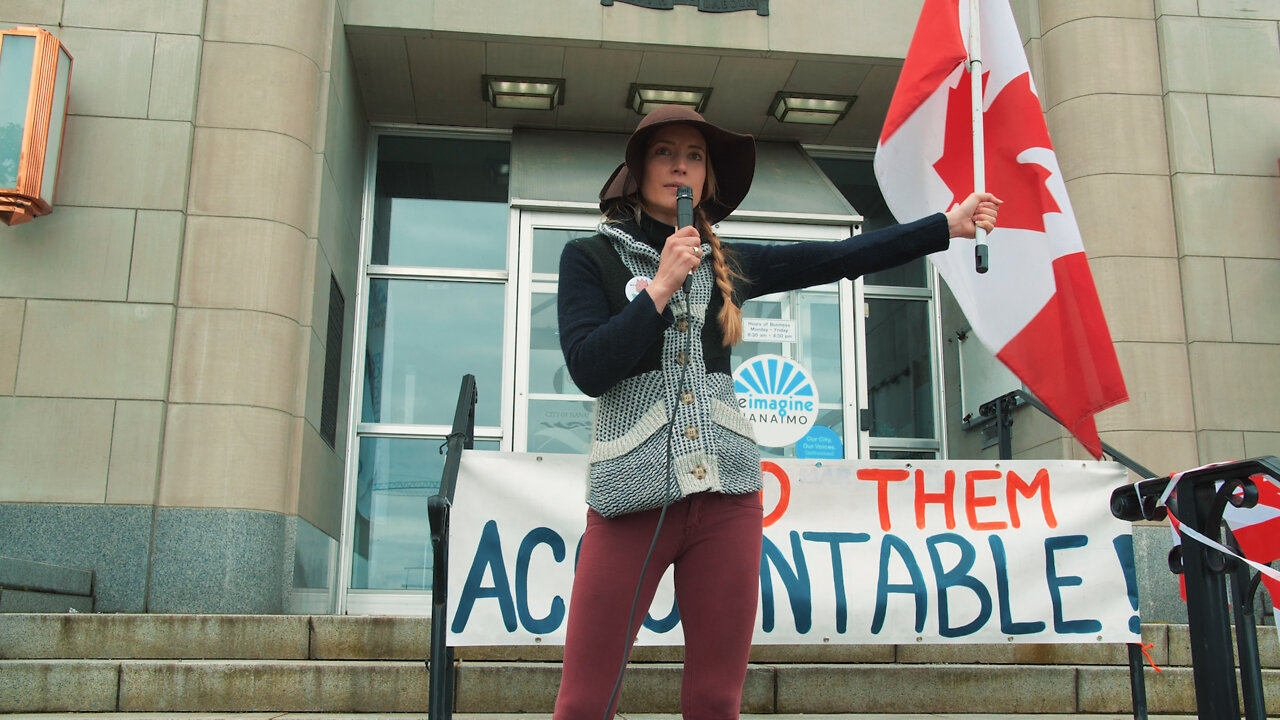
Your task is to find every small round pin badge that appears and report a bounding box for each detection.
[625,276,651,301]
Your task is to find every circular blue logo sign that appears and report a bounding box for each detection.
[733,354,819,447]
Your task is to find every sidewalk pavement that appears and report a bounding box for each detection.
[0,707,1203,712]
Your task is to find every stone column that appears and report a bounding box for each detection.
[151,0,336,613]
[1034,0,1199,468]
[1156,0,1280,461]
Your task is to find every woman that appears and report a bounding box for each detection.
[555,105,999,720]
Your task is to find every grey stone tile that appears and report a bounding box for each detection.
[117,660,430,712]
[0,502,151,611]
[0,659,119,712]
[1078,665,1198,714]
[310,615,432,660]
[1159,16,1280,95]
[0,613,310,659]
[0,555,92,594]
[148,507,289,614]
[60,27,154,118]
[63,0,203,34]
[775,663,1077,714]
[0,588,93,612]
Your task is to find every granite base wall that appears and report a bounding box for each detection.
[0,504,336,613]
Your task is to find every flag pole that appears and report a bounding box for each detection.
[969,0,989,274]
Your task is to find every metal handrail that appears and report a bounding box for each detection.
[1000,383,1278,719]
[427,374,477,720]
[1111,457,1280,720]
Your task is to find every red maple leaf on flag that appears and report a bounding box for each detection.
[933,70,1060,232]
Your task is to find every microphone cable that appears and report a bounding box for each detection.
[602,202,700,720]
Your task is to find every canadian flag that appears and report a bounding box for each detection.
[874,0,1128,458]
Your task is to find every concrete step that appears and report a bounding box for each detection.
[2,613,1277,715]
[0,659,430,713]
[6,612,1280,669]
[0,707,1208,712]
[454,661,1278,716]
[2,656,1273,715]
[11,612,1274,666]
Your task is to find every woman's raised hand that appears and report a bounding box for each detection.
[946,192,1003,239]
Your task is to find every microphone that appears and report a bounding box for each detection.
[677,187,694,297]
[677,186,693,229]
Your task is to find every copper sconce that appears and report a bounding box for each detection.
[0,26,72,226]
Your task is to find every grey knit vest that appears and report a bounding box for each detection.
[575,220,762,518]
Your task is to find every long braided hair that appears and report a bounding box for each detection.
[695,159,745,346]
[602,159,745,346]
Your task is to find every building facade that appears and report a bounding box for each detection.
[0,0,1276,619]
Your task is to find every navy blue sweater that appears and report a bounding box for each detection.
[558,210,951,398]
[556,210,951,516]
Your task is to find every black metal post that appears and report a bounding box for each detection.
[994,393,1012,460]
[427,491,453,720]
[1228,532,1266,720]
[1177,477,1241,720]
[1126,642,1149,720]
[428,375,477,720]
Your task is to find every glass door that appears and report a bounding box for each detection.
[512,213,862,458]
[515,212,599,454]
[718,220,858,460]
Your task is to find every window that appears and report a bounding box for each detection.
[344,132,512,606]
[812,153,943,458]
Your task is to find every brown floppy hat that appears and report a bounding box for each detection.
[598,105,756,224]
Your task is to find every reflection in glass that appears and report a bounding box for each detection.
[292,517,334,589]
[533,228,586,275]
[865,298,934,438]
[351,436,498,590]
[0,34,35,189]
[529,291,580,396]
[758,408,845,460]
[370,135,510,270]
[373,198,509,269]
[732,298,783,365]
[527,282,593,453]
[362,279,504,426]
[865,257,927,288]
[40,48,69,202]
[799,294,843,409]
[810,155,927,288]
[527,399,594,454]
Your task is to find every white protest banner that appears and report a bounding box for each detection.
[447,451,1139,646]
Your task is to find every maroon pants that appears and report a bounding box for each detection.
[553,491,764,720]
